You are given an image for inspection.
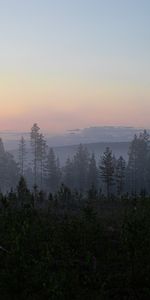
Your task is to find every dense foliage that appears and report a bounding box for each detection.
[0,185,150,299]
[0,125,150,298]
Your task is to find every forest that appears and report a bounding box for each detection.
[0,124,150,299]
[1,123,150,196]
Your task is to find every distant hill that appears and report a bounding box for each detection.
[1,126,148,150]
[2,125,145,166]
[46,126,148,147]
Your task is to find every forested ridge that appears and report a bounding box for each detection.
[0,124,150,299]
[1,123,150,196]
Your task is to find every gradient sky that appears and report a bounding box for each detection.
[0,0,150,133]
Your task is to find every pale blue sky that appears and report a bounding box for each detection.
[0,0,150,131]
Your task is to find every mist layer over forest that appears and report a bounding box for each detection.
[0,123,149,197]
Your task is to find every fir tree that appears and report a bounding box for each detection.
[37,133,47,189]
[18,136,26,176]
[30,123,40,187]
[100,147,114,198]
[115,156,126,196]
[63,157,74,189]
[0,138,19,192]
[88,153,98,189]
[73,144,89,192]
[46,148,60,192]
[17,176,30,208]
[127,132,148,194]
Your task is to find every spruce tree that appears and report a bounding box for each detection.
[115,156,126,196]
[18,136,26,176]
[100,147,114,198]
[17,176,30,208]
[37,133,47,189]
[46,148,60,192]
[73,144,89,192]
[63,157,74,189]
[30,123,40,187]
[88,153,98,189]
[127,131,148,194]
[0,138,19,192]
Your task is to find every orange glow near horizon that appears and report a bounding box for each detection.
[0,1,150,133]
[0,73,150,132]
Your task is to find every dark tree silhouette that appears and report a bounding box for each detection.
[37,133,47,189]
[88,153,98,189]
[73,144,89,192]
[115,156,126,196]
[18,136,26,176]
[100,147,114,198]
[30,123,40,187]
[46,148,61,192]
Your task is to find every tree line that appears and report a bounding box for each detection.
[0,179,150,299]
[0,124,150,299]
[0,123,150,196]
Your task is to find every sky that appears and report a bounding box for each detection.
[0,0,150,133]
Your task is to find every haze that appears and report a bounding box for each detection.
[0,0,150,132]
